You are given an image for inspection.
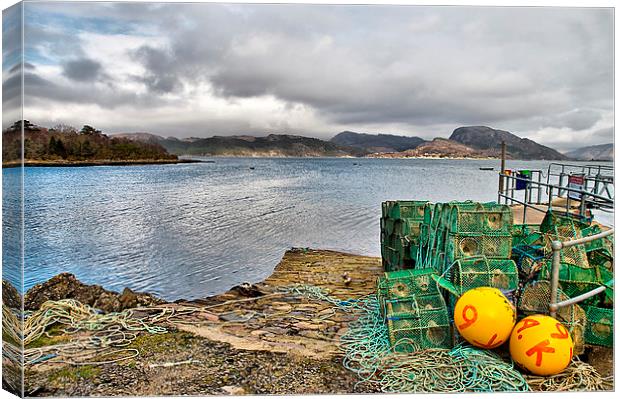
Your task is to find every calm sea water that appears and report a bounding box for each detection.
[2,158,613,300]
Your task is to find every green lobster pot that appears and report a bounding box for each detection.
[540,262,602,299]
[584,306,613,347]
[377,268,441,317]
[431,203,443,230]
[419,223,430,247]
[384,200,428,220]
[441,203,454,229]
[447,202,512,233]
[587,250,613,273]
[444,256,519,296]
[423,204,434,225]
[446,232,513,259]
[385,300,451,352]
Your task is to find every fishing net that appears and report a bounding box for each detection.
[377,268,437,307]
[587,251,613,273]
[338,294,530,392]
[512,244,545,276]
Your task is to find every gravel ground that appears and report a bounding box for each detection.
[25,330,377,396]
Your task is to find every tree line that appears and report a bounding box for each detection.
[2,121,176,162]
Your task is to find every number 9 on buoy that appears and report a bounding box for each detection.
[453,287,516,349]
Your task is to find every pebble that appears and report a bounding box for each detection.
[221,385,246,395]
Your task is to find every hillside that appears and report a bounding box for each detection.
[330,131,426,153]
[116,133,365,157]
[369,138,494,159]
[449,126,568,160]
[565,143,613,161]
[2,121,177,165]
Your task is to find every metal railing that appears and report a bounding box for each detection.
[548,228,614,317]
[498,169,614,221]
[547,163,614,199]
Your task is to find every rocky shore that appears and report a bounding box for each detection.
[2,159,203,168]
[3,249,613,396]
[4,249,383,396]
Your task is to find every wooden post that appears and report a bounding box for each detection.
[499,141,506,195]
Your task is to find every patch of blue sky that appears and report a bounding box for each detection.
[2,56,21,73]
[24,6,156,37]
[23,47,54,67]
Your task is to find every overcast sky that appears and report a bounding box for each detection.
[2,2,614,151]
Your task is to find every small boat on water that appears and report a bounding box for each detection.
[479,167,494,171]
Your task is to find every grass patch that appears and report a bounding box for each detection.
[2,330,20,347]
[48,365,100,383]
[26,325,70,349]
[127,331,193,355]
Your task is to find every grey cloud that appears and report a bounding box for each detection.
[2,4,22,71]
[62,58,102,82]
[10,3,615,141]
[591,127,614,143]
[560,109,601,131]
[9,62,36,74]
[132,45,181,93]
[21,72,167,109]
[540,109,602,131]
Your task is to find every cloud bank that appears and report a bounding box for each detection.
[2,3,613,151]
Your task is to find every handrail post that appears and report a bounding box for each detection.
[549,240,562,318]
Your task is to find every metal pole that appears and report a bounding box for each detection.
[537,171,543,204]
[550,285,608,313]
[523,184,528,224]
[549,240,562,318]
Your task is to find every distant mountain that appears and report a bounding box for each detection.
[565,143,613,161]
[369,138,494,159]
[115,133,366,157]
[330,131,426,153]
[449,126,568,160]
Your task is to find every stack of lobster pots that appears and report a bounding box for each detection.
[378,200,518,352]
[380,200,429,271]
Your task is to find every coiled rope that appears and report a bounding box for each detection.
[525,360,613,391]
[2,299,217,366]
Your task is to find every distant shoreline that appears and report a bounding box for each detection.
[1,159,204,168]
[2,156,609,168]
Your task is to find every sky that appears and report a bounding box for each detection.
[1,2,614,151]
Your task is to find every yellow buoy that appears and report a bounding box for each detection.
[509,314,573,376]
[453,287,516,349]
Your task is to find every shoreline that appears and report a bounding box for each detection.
[1,156,602,167]
[1,159,205,168]
[6,248,613,396]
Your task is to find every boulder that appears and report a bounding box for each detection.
[24,273,164,312]
[2,280,21,309]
